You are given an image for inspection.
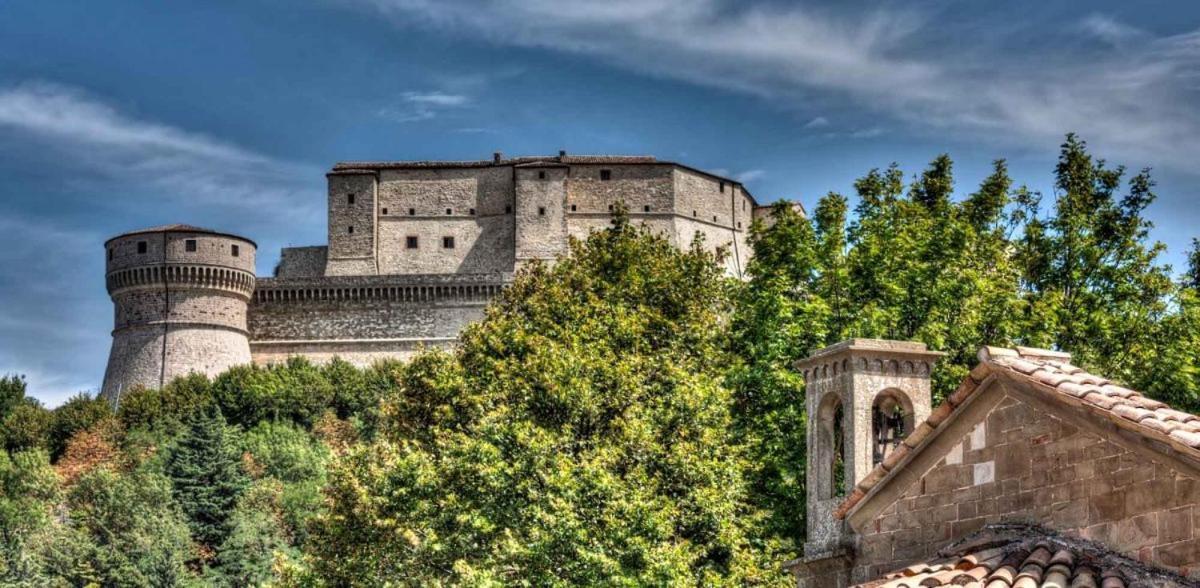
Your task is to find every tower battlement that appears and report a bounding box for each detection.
[100,225,257,402]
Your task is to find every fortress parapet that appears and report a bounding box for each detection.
[100,224,257,402]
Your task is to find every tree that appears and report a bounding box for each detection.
[165,408,248,552]
[1,400,51,452]
[305,216,784,586]
[48,393,112,460]
[45,467,193,587]
[0,448,59,584]
[211,480,294,587]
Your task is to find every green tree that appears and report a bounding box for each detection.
[0,449,60,584]
[305,216,783,586]
[45,468,194,587]
[165,408,248,551]
[211,480,294,587]
[1,400,51,452]
[242,421,330,546]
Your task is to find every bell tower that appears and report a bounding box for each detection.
[795,339,943,561]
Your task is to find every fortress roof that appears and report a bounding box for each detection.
[105,224,257,247]
[329,154,759,204]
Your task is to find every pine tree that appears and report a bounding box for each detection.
[165,407,247,551]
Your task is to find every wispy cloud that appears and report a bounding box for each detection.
[380,90,471,122]
[803,116,830,129]
[0,81,320,213]
[736,169,766,182]
[0,82,326,404]
[349,0,1200,172]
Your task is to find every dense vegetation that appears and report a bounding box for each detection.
[1,135,1197,586]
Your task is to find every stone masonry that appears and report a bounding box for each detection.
[101,225,257,402]
[789,344,1200,587]
[102,153,792,396]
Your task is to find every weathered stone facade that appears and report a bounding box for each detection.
[102,154,784,395]
[100,225,257,401]
[788,344,1200,587]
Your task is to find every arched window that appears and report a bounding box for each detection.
[818,392,848,499]
[872,390,915,466]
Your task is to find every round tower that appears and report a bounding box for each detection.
[100,224,257,404]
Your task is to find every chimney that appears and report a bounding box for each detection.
[558,149,567,160]
[493,151,503,164]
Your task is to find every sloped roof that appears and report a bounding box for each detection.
[327,154,759,204]
[105,224,257,247]
[859,524,1190,588]
[835,345,1200,521]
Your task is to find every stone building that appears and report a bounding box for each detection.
[102,153,787,400]
[789,341,1200,587]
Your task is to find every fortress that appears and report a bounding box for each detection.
[101,152,788,400]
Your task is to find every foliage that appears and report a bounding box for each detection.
[210,480,295,587]
[165,408,248,552]
[304,216,784,586]
[47,467,194,587]
[731,134,1190,549]
[0,448,59,584]
[48,393,112,460]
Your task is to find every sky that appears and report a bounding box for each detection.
[1,0,1199,406]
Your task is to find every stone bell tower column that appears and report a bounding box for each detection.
[793,339,944,576]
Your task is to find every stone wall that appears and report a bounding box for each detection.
[247,274,503,367]
[325,172,378,276]
[275,246,327,278]
[514,166,568,263]
[102,229,256,400]
[851,392,1200,582]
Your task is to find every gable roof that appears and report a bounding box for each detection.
[859,523,1191,588]
[835,345,1200,521]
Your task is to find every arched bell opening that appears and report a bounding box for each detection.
[872,389,915,466]
[817,391,848,499]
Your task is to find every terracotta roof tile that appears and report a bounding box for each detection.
[856,524,1193,588]
[834,345,1200,521]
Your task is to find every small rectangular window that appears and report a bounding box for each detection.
[348,226,354,234]
[643,205,650,212]
[713,216,718,222]
[108,248,113,261]
[442,236,455,249]
[693,210,697,217]
[469,208,476,215]
[408,208,415,216]
[505,205,512,213]
[348,193,356,205]
[608,204,614,212]
[231,244,240,257]
[600,169,611,181]
[538,171,546,179]
[538,207,546,216]
[719,182,725,193]
[570,204,577,211]
[446,208,452,215]
[185,239,197,252]
[137,241,147,254]
[737,222,742,229]
[382,208,388,215]
[406,236,418,249]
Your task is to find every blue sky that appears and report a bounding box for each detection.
[1,0,1198,405]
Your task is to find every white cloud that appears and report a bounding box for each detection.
[0,81,320,213]
[349,0,1200,172]
[804,116,830,129]
[403,91,469,107]
[736,169,766,182]
[381,90,472,122]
